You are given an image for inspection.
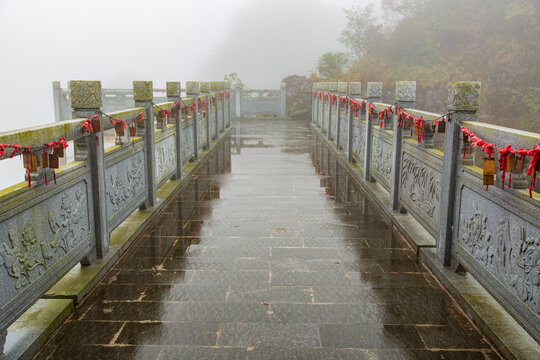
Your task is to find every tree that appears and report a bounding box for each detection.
[333,0,540,132]
[316,52,349,80]
[224,72,245,89]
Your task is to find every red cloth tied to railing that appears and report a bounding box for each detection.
[82,119,93,133]
[368,103,375,123]
[527,145,540,198]
[0,144,22,158]
[498,145,515,190]
[413,116,425,143]
[159,109,171,118]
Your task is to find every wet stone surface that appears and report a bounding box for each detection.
[35,118,503,359]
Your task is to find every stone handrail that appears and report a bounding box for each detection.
[235,84,287,117]
[0,80,232,357]
[311,80,540,343]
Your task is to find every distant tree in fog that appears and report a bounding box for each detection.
[316,52,349,80]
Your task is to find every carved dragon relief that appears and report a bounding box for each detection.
[460,202,539,313]
[0,189,88,290]
[106,155,145,214]
[400,153,441,219]
[372,138,392,181]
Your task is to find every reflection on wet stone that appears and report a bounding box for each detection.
[36,119,501,359]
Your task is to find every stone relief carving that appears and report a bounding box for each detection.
[400,153,441,219]
[106,153,145,215]
[371,138,392,181]
[340,116,349,149]
[182,124,195,162]
[459,201,539,314]
[352,125,365,160]
[0,189,87,290]
[166,82,181,98]
[367,82,382,98]
[69,80,101,109]
[156,135,176,179]
[349,82,361,96]
[133,81,153,101]
[200,119,207,148]
[395,81,416,102]
[448,81,480,110]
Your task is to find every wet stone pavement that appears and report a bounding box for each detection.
[36,118,502,359]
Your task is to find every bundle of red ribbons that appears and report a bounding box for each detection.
[461,126,540,197]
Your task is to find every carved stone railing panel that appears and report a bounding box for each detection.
[104,149,146,230]
[218,102,224,132]
[238,89,283,117]
[199,118,207,149]
[182,121,195,164]
[370,128,393,191]
[209,107,216,140]
[339,111,348,151]
[352,121,365,164]
[0,174,93,331]
[455,179,540,339]
[399,142,443,237]
[155,131,177,187]
[331,104,338,140]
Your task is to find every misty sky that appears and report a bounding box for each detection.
[0,0,375,188]
[0,0,375,131]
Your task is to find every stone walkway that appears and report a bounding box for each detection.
[35,118,502,359]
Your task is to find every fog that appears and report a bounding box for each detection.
[0,0,373,131]
[0,0,374,188]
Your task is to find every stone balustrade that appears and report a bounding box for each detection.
[311,80,540,344]
[0,79,233,357]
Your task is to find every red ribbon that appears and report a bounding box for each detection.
[0,144,22,158]
[413,116,425,143]
[368,103,375,123]
[498,145,515,190]
[527,145,540,198]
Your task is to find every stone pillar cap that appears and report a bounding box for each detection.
[133,81,153,101]
[395,81,416,102]
[166,81,181,97]
[447,81,481,111]
[69,80,102,108]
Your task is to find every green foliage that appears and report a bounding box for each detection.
[316,52,349,80]
[224,73,245,89]
[338,0,540,132]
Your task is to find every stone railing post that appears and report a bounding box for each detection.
[200,82,211,149]
[312,83,317,125]
[364,82,382,182]
[187,81,200,160]
[52,81,63,122]
[390,81,416,211]
[280,82,287,118]
[210,82,220,134]
[167,81,183,180]
[225,81,232,127]
[314,83,320,128]
[133,80,157,209]
[437,81,481,266]
[347,82,361,162]
[328,82,338,141]
[235,86,241,118]
[336,82,348,150]
[70,80,108,261]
